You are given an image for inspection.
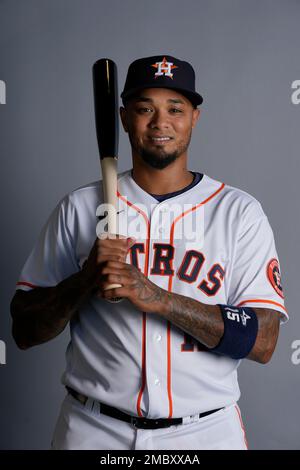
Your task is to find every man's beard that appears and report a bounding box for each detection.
[129,134,192,170]
[139,148,179,169]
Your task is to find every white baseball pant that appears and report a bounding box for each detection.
[51,393,248,450]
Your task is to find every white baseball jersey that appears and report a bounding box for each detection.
[16,170,287,419]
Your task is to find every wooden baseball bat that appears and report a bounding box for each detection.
[92,58,122,301]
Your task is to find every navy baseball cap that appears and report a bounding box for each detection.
[121,55,203,107]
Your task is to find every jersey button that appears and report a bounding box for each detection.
[158,227,164,234]
[156,335,162,342]
[154,379,160,386]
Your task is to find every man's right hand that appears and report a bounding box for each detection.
[80,235,136,297]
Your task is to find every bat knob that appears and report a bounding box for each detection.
[107,296,123,303]
[104,283,123,303]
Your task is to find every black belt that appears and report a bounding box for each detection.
[66,386,223,430]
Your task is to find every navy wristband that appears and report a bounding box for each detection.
[210,305,259,360]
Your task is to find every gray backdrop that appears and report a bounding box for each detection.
[0,0,299,450]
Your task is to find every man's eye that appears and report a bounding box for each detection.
[170,108,182,113]
[137,107,152,113]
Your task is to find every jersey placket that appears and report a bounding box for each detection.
[144,203,172,418]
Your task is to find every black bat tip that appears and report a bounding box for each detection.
[93,58,116,70]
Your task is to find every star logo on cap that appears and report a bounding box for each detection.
[151,56,178,79]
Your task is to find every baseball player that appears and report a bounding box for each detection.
[11,55,288,450]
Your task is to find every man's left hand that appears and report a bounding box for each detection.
[97,260,170,314]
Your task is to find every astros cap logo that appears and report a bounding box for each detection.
[151,56,178,79]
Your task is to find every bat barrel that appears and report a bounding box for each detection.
[92,58,119,159]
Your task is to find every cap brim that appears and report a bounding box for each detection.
[121,84,203,106]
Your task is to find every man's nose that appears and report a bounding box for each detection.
[149,110,170,129]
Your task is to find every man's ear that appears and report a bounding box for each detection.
[192,108,201,128]
[120,106,128,133]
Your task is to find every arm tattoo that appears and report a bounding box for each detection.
[160,292,224,349]
[131,272,165,304]
[159,293,280,362]
[11,271,94,348]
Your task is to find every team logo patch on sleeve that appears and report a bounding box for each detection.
[267,258,284,298]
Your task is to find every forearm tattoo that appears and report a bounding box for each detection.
[160,292,224,349]
[131,271,165,304]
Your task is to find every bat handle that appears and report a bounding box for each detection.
[100,156,123,303]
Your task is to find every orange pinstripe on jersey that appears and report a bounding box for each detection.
[235,405,249,449]
[167,183,225,293]
[117,190,151,418]
[166,321,173,417]
[136,312,147,417]
[16,281,37,289]
[166,182,226,418]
